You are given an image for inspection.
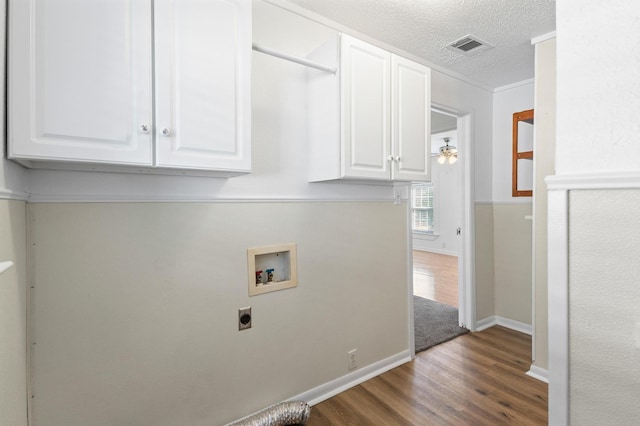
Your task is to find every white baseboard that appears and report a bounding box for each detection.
[476,316,532,335]
[526,365,549,383]
[475,316,497,331]
[289,350,411,406]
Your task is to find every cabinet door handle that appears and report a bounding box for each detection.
[139,124,150,134]
[388,155,394,162]
[160,127,171,137]
[395,156,401,162]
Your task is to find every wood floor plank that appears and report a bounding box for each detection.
[308,326,547,425]
[413,251,458,307]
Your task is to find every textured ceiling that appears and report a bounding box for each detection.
[281,0,556,89]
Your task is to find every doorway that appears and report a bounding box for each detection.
[408,107,474,356]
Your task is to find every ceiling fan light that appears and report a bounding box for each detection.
[437,137,458,166]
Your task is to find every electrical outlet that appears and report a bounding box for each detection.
[348,349,357,371]
[394,190,402,205]
[239,307,252,331]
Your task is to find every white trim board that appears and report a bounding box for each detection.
[546,172,640,190]
[493,78,535,94]
[531,31,556,45]
[526,365,549,383]
[476,316,532,335]
[289,350,411,407]
[474,200,533,206]
[0,261,15,275]
[0,188,29,201]
[547,187,569,426]
[25,195,400,204]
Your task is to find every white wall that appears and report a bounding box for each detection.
[413,132,460,256]
[492,81,534,203]
[413,157,459,255]
[555,1,640,423]
[430,73,493,203]
[556,3,640,175]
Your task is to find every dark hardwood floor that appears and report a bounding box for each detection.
[308,326,547,425]
[413,251,458,307]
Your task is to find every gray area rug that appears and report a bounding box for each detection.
[414,295,469,353]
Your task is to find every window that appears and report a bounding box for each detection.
[412,183,435,233]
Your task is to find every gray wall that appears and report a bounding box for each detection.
[28,202,408,425]
[568,190,640,424]
[0,200,28,426]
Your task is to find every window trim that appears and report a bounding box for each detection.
[411,182,436,234]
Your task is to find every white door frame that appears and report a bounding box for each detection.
[454,110,475,331]
[409,105,475,357]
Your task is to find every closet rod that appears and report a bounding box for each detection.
[252,43,337,74]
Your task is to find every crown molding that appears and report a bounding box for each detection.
[531,31,556,45]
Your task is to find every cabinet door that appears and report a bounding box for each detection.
[154,0,251,172]
[391,55,431,181]
[9,0,153,165]
[340,35,391,180]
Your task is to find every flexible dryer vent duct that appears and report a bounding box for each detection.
[227,401,312,426]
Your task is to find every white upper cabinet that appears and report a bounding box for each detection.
[154,0,251,172]
[341,36,392,180]
[391,55,431,181]
[8,0,251,176]
[9,0,154,165]
[308,34,430,183]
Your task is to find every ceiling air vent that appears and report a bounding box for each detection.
[446,34,494,56]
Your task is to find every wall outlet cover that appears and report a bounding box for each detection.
[239,307,252,331]
[348,349,357,371]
